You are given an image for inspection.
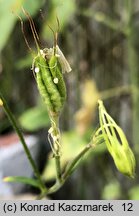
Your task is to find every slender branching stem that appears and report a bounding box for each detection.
[63,143,95,180]
[0,92,47,194]
[36,142,95,199]
[125,0,139,152]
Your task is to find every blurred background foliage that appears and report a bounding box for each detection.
[0,0,139,199]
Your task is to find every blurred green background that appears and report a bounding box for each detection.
[0,0,139,199]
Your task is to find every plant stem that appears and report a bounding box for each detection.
[79,9,125,34]
[36,143,95,199]
[50,114,62,183]
[100,85,133,100]
[125,0,139,152]
[48,181,64,194]
[55,154,62,183]
[0,92,46,193]
[63,143,94,180]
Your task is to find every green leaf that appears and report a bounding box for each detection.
[19,106,50,131]
[0,0,44,51]
[16,54,32,70]
[22,0,44,18]
[0,0,20,51]
[3,176,41,189]
[51,0,76,29]
[42,0,76,40]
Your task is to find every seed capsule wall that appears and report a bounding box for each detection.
[34,52,67,115]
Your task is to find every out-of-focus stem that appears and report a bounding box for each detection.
[0,92,47,194]
[125,0,139,152]
[100,85,132,100]
[62,143,94,181]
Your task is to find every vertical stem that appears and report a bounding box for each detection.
[0,93,47,193]
[50,114,62,183]
[63,143,93,181]
[55,155,62,183]
[126,0,139,152]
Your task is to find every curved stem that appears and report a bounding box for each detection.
[0,92,47,193]
[36,143,95,199]
[100,85,132,100]
[63,143,94,181]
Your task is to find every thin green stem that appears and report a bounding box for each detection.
[79,9,126,34]
[50,114,62,183]
[100,85,132,100]
[0,92,47,193]
[47,181,64,195]
[125,0,139,152]
[54,154,62,183]
[36,143,95,199]
[36,181,64,199]
[63,143,95,181]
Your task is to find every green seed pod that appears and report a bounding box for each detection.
[97,100,136,178]
[34,54,64,115]
[35,69,53,111]
[49,55,67,104]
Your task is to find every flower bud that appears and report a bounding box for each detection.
[98,100,136,178]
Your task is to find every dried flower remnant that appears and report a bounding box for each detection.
[97,100,136,178]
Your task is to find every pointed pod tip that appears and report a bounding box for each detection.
[125,171,136,179]
[98,99,103,105]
